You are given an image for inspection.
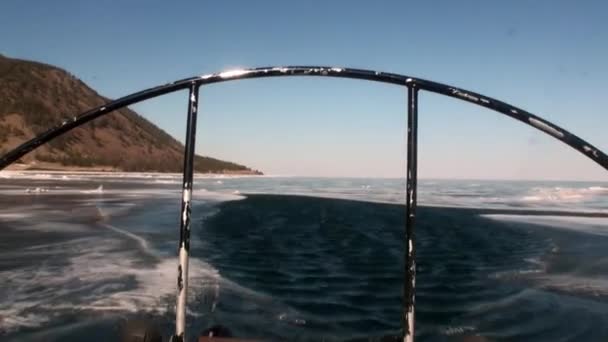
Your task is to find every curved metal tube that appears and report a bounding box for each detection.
[1,65,607,170]
[1,66,607,342]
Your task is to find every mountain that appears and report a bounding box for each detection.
[0,54,261,174]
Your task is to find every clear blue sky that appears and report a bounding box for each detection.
[1,1,607,180]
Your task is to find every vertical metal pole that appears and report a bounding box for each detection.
[175,82,199,342]
[404,85,418,342]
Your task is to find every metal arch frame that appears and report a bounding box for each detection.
[1,66,607,342]
[2,66,606,171]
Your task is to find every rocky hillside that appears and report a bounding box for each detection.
[0,54,261,174]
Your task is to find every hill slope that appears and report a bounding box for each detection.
[0,54,261,174]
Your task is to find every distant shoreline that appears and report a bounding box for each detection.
[4,162,263,175]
